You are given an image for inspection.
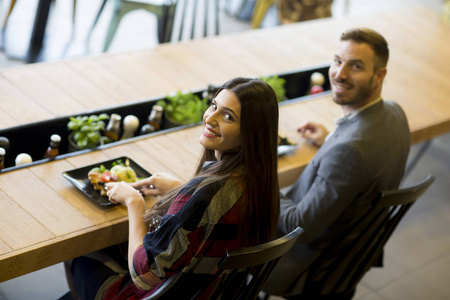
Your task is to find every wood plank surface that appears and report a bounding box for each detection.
[0,74,54,127]
[33,62,113,109]
[1,65,87,120]
[95,52,180,100]
[0,169,92,236]
[0,188,54,250]
[64,57,143,104]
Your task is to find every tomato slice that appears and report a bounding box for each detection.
[101,171,112,182]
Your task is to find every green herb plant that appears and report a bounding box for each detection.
[67,114,110,149]
[157,91,209,125]
[259,75,287,102]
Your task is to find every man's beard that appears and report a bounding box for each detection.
[332,76,374,106]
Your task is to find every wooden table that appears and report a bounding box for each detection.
[1,6,449,282]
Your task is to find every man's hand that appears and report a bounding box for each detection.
[297,122,329,147]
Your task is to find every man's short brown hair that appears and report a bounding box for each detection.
[340,28,389,70]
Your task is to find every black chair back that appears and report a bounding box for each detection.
[145,227,304,299]
[304,175,435,296]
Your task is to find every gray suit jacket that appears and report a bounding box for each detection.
[264,100,410,296]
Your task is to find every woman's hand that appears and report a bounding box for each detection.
[297,121,329,147]
[106,181,143,207]
[130,172,185,197]
[106,182,147,272]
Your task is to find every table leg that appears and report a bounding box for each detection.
[26,0,52,63]
[403,140,433,179]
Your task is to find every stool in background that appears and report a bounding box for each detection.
[87,0,220,52]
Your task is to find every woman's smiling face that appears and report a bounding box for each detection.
[199,89,241,158]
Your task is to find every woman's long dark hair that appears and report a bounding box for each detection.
[145,77,280,247]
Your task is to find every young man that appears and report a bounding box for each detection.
[263,28,411,299]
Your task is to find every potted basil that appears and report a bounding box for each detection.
[67,114,110,150]
[157,91,209,127]
[259,75,287,102]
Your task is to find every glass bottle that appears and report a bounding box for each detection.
[0,136,10,151]
[202,84,219,101]
[147,105,163,131]
[140,124,156,135]
[0,147,5,171]
[105,114,122,142]
[43,134,61,160]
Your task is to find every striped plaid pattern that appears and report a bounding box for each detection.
[108,173,245,299]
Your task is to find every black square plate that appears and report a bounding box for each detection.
[62,156,151,206]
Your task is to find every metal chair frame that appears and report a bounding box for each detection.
[87,0,219,52]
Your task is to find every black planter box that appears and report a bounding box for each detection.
[0,63,330,173]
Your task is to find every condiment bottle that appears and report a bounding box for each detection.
[105,113,122,142]
[0,136,10,151]
[43,134,61,160]
[310,72,325,86]
[140,124,156,135]
[308,72,325,95]
[147,105,163,131]
[15,153,33,166]
[121,115,140,140]
[0,147,5,171]
[202,84,219,101]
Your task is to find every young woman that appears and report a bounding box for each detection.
[68,77,280,299]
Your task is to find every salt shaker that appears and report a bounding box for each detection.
[121,115,140,140]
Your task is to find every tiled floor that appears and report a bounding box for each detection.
[0,0,449,299]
